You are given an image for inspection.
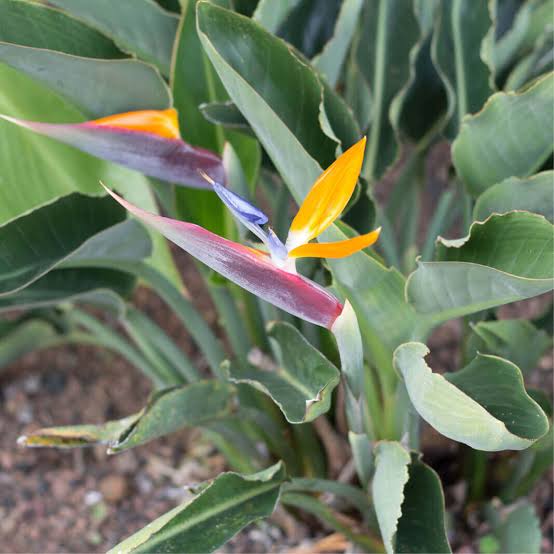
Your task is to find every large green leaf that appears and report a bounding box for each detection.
[356,0,420,179]
[372,442,450,554]
[197,1,425,374]
[394,456,450,553]
[312,0,364,88]
[110,462,286,553]
[47,0,179,75]
[465,319,551,373]
[432,0,492,139]
[20,380,235,452]
[407,212,554,322]
[225,322,340,423]
[0,43,171,119]
[452,72,554,195]
[473,171,554,223]
[110,380,235,452]
[394,342,549,450]
[0,194,127,295]
[197,1,336,174]
[0,0,123,57]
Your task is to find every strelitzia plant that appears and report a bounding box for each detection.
[1,1,552,553]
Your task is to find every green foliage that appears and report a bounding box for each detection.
[1,1,552,552]
[394,343,548,451]
[226,322,340,423]
[110,462,287,553]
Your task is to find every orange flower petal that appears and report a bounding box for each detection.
[287,136,366,249]
[288,227,381,259]
[92,108,180,139]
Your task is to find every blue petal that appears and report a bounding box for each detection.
[213,181,268,224]
[267,227,288,261]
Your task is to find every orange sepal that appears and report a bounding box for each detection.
[288,227,381,259]
[92,108,180,139]
[287,136,366,247]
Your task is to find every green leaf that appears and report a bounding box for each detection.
[394,456,451,554]
[197,1,337,175]
[396,33,448,143]
[492,501,542,554]
[0,43,171,119]
[225,322,340,423]
[349,431,374,488]
[111,462,286,554]
[110,380,235,452]
[312,0,364,87]
[407,212,554,322]
[356,0,420,179]
[452,72,554,196]
[252,0,301,34]
[372,442,451,554]
[0,193,128,295]
[0,0,123,57]
[483,0,553,81]
[275,0,341,60]
[21,381,235,451]
[466,319,551,374]
[372,441,411,554]
[0,268,134,314]
[394,342,549,450]
[432,0,492,139]
[47,0,179,75]
[0,317,59,370]
[505,27,554,91]
[474,171,554,223]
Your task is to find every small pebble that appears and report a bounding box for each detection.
[99,475,128,503]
